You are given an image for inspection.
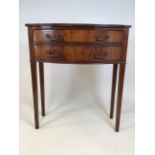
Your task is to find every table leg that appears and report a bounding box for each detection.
[30,61,39,129]
[115,63,126,132]
[110,64,118,119]
[39,62,45,116]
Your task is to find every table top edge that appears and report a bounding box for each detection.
[25,23,131,28]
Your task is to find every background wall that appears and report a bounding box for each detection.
[19,0,134,155]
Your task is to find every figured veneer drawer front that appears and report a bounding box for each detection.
[33,29,124,43]
[33,45,123,62]
[33,30,64,42]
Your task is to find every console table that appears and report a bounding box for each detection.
[25,23,131,132]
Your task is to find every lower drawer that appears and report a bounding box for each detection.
[33,45,123,62]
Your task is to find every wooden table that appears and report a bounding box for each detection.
[25,23,131,132]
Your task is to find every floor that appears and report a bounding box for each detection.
[20,91,134,155]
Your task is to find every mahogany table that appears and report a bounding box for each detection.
[25,23,131,132]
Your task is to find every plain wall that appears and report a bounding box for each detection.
[19,0,135,113]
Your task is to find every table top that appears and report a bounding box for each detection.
[25,23,131,28]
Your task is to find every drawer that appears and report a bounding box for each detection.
[33,45,123,62]
[33,29,124,43]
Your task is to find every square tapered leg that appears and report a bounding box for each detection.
[115,63,126,132]
[110,64,118,119]
[30,61,39,129]
[39,62,45,116]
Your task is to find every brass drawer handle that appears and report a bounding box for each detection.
[92,51,108,59]
[95,35,100,42]
[47,50,62,58]
[46,34,58,41]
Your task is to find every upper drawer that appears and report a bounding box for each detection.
[33,29,124,43]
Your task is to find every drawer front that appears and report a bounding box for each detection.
[33,29,124,43]
[33,30,64,42]
[33,45,123,62]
